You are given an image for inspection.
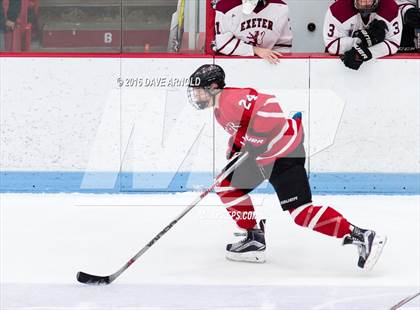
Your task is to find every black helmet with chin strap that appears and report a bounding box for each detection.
[188,64,226,109]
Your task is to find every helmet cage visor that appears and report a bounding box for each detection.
[354,0,378,15]
[187,87,213,110]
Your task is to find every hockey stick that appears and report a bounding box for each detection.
[167,0,185,52]
[390,291,420,310]
[77,151,249,285]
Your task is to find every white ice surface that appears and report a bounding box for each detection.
[1,193,419,309]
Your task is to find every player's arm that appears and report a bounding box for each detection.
[231,96,288,158]
[368,14,402,58]
[226,92,256,158]
[250,98,287,139]
[226,90,272,157]
[398,0,420,28]
[214,9,282,63]
[230,93,257,149]
[214,10,254,56]
[397,0,416,17]
[273,7,293,53]
[323,8,358,55]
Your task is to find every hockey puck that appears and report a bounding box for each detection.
[307,23,316,32]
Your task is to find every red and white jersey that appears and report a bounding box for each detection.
[214,88,303,166]
[395,0,417,17]
[214,0,293,56]
[323,0,402,57]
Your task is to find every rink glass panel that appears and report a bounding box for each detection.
[4,0,183,52]
[34,0,123,52]
[121,0,177,53]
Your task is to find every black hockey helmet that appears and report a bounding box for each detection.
[354,0,379,16]
[188,64,226,110]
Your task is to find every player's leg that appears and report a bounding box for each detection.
[216,154,266,262]
[267,144,386,270]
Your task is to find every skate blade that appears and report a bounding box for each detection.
[364,234,387,271]
[226,250,266,263]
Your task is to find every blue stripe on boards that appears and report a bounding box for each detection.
[0,171,419,195]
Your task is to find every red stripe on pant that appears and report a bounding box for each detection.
[217,179,257,230]
[289,204,351,238]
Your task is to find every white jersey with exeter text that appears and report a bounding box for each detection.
[214,0,293,56]
[323,0,402,58]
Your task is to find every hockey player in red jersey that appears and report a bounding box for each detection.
[188,64,387,270]
[214,0,292,64]
[323,0,402,70]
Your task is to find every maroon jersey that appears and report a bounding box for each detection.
[214,87,303,166]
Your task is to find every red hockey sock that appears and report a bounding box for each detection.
[216,180,257,230]
[288,204,351,238]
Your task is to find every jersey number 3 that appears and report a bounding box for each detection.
[327,24,335,37]
[392,21,400,35]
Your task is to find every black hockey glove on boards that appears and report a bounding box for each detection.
[341,44,373,70]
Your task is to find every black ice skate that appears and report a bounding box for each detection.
[343,225,387,270]
[226,219,266,263]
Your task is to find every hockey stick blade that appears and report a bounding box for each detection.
[77,271,112,285]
